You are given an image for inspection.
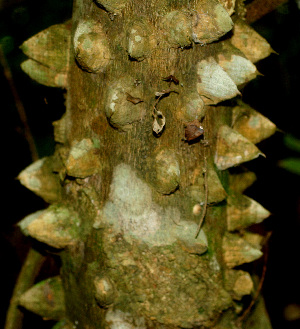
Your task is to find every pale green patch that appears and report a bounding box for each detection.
[69,139,93,159]
[18,159,44,189]
[18,205,81,249]
[73,21,93,49]
[18,210,45,236]
[248,115,261,128]
[134,35,142,42]
[196,58,240,105]
[220,55,257,86]
[95,164,208,249]
[214,3,233,33]
[105,309,146,329]
[92,138,101,149]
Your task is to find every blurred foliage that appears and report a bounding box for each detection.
[243,1,300,138]
[279,134,300,175]
[0,1,72,52]
[0,2,72,329]
[0,35,14,53]
[0,0,72,158]
[283,134,300,153]
[279,157,300,175]
[241,1,300,181]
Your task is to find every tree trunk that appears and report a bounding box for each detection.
[8,0,278,328]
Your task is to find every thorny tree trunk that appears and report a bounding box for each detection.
[8,0,279,328]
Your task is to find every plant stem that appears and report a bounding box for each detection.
[4,248,45,329]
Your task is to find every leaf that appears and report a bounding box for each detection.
[283,134,300,153]
[126,93,143,104]
[278,158,300,175]
[185,120,204,142]
[162,75,179,85]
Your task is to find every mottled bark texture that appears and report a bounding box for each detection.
[13,0,277,328]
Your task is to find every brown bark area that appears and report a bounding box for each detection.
[59,2,233,328]
[10,0,277,328]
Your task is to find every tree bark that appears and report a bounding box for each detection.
[10,1,277,328]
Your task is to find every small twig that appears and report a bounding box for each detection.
[154,89,178,99]
[195,146,208,239]
[153,93,164,111]
[236,231,272,327]
[0,45,39,161]
[1,45,46,329]
[152,89,178,113]
[4,248,46,329]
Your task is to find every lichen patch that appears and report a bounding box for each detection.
[95,164,207,250]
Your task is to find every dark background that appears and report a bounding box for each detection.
[1,0,300,328]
